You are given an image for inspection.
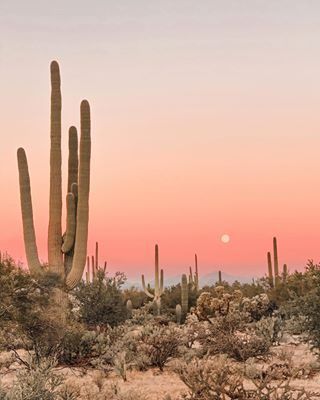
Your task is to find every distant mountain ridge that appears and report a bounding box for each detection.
[123,271,254,289]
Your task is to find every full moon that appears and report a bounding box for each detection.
[221,234,230,243]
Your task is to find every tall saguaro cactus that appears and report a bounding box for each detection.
[141,244,164,315]
[17,61,91,296]
[273,237,279,286]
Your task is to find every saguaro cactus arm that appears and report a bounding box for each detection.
[67,126,78,192]
[160,269,164,294]
[17,148,42,275]
[142,274,154,298]
[66,100,91,289]
[61,193,76,253]
[48,60,63,273]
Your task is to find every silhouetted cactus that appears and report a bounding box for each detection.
[17,61,91,297]
[267,251,274,288]
[189,254,199,291]
[218,270,222,284]
[273,237,279,287]
[141,244,164,315]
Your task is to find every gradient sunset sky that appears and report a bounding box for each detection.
[1,1,320,279]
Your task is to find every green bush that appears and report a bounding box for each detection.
[74,270,127,328]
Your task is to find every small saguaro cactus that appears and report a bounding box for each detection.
[283,264,288,283]
[267,237,286,288]
[181,273,189,319]
[17,61,91,299]
[84,241,107,283]
[141,244,164,316]
[176,304,182,325]
[218,270,222,284]
[189,254,199,291]
[126,299,133,318]
[267,251,274,288]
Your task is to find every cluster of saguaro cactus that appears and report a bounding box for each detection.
[141,244,164,315]
[17,61,91,299]
[85,242,107,282]
[267,237,288,288]
[189,254,199,291]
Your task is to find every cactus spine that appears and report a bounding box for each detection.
[17,61,91,296]
[141,244,164,315]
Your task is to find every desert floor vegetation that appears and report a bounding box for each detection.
[2,253,320,399]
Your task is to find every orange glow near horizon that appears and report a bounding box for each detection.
[2,1,320,280]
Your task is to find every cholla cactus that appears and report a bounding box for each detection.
[141,244,164,315]
[195,287,271,322]
[241,293,271,321]
[17,61,91,297]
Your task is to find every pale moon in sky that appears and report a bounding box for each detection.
[221,234,230,243]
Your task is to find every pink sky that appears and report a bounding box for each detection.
[1,1,320,279]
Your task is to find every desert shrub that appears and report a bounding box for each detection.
[254,315,283,345]
[74,270,127,328]
[123,287,148,309]
[279,261,320,351]
[197,310,272,361]
[1,359,78,400]
[174,356,320,400]
[0,258,71,362]
[139,324,181,371]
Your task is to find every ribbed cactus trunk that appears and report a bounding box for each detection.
[181,274,189,321]
[17,61,91,316]
[267,251,274,288]
[141,244,164,316]
[48,61,63,277]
